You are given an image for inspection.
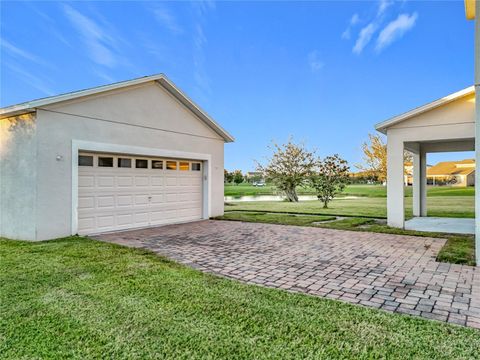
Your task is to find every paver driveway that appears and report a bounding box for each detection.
[96,220,480,328]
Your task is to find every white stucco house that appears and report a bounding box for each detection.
[0,74,234,241]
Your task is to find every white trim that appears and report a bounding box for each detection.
[375,86,475,134]
[71,139,212,235]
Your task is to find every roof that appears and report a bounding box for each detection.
[427,159,475,177]
[0,73,234,143]
[375,86,475,134]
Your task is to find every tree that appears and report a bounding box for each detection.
[257,139,316,202]
[310,154,350,208]
[224,169,234,184]
[356,134,412,183]
[233,170,244,185]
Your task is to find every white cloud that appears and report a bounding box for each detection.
[308,51,325,72]
[1,38,48,66]
[191,1,216,98]
[341,13,360,40]
[63,5,118,67]
[353,23,377,54]
[153,7,183,34]
[376,12,418,52]
[377,0,394,16]
[5,61,55,96]
[350,13,360,25]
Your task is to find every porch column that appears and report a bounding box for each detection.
[412,149,427,217]
[387,135,404,228]
[475,0,480,265]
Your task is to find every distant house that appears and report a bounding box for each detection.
[245,171,264,183]
[404,162,432,185]
[426,159,475,186]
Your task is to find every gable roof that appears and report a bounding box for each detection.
[0,73,234,143]
[375,86,475,134]
[427,159,475,177]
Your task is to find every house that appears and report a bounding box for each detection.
[404,160,474,187]
[245,171,264,183]
[426,159,475,186]
[0,74,234,240]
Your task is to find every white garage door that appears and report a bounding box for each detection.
[77,152,203,235]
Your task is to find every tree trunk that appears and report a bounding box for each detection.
[285,187,299,202]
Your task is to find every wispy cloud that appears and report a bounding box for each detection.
[376,12,418,52]
[350,0,417,54]
[63,5,118,67]
[5,61,55,96]
[1,38,48,66]
[341,13,360,40]
[353,23,377,54]
[377,0,394,16]
[153,6,183,35]
[191,1,216,99]
[308,51,325,72]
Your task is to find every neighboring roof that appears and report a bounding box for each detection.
[0,74,234,143]
[375,86,475,134]
[427,159,475,177]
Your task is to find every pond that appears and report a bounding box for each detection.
[224,195,360,202]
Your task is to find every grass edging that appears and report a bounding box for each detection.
[224,208,387,219]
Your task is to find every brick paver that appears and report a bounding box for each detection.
[96,220,480,328]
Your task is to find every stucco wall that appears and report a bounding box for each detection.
[0,114,37,240]
[385,94,475,228]
[390,93,475,130]
[3,81,226,240]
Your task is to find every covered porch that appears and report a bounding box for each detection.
[375,86,476,236]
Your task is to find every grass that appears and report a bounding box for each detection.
[225,196,475,219]
[215,212,476,266]
[1,237,479,359]
[225,184,475,198]
[215,212,336,226]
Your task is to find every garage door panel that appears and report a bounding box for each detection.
[165,177,178,186]
[117,195,133,207]
[97,195,115,209]
[135,176,149,187]
[78,154,203,235]
[150,193,164,204]
[117,213,134,226]
[134,212,150,225]
[117,176,134,187]
[97,176,115,188]
[78,196,95,210]
[97,215,115,229]
[151,176,164,186]
[135,194,150,205]
[79,175,95,188]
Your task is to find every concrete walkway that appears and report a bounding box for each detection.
[405,217,475,235]
[96,220,480,329]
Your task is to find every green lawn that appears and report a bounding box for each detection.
[1,238,478,359]
[225,184,475,198]
[216,212,476,266]
[225,196,475,219]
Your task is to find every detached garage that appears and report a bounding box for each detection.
[0,74,234,240]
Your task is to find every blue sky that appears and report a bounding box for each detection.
[1,1,475,171]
